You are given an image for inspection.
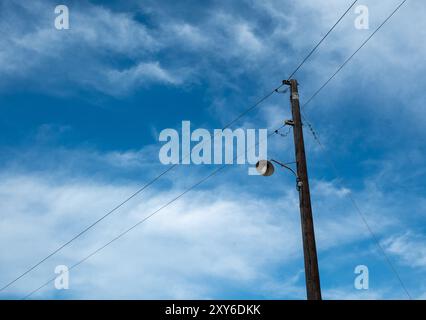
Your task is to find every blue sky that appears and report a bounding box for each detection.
[0,0,425,299]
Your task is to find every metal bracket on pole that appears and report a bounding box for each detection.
[296,177,303,191]
[291,92,299,100]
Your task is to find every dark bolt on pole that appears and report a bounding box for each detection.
[284,79,322,300]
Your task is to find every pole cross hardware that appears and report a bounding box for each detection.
[285,120,294,126]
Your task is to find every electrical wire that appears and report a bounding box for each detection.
[303,113,412,299]
[298,0,411,298]
[287,0,358,80]
[22,125,287,299]
[302,0,408,110]
[0,0,386,293]
[0,87,284,293]
[274,126,292,138]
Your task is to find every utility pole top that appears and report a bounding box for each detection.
[282,79,297,86]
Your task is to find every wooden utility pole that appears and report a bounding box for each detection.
[283,79,322,300]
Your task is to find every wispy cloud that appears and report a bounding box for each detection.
[0,171,303,299]
[0,0,425,300]
[382,233,426,269]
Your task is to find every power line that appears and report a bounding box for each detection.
[297,0,411,298]
[222,86,284,129]
[274,126,292,138]
[302,0,408,110]
[303,113,412,299]
[24,164,228,299]
[287,0,358,80]
[0,87,285,293]
[22,126,287,299]
[0,163,176,292]
[18,0,411,295]
[1,0,383,293]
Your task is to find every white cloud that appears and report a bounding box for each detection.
[108,62,180,84]
[2,0,424,110]
[235,23,264,55]
[170,23,210,50]
[0,152,418,299]
[1,0,425,300]
[382,233,426,269]
[0,171,305,299]
[0,1,165,95]
[323,287,389,300]
[312,180,351,198]
[93,62,185,95]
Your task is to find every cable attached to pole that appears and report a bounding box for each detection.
[287,0,359,80]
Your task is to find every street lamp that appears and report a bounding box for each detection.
[256,159,302,190]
